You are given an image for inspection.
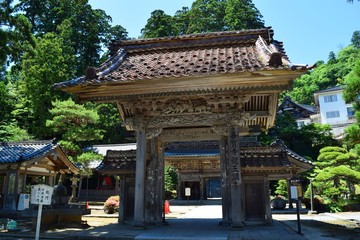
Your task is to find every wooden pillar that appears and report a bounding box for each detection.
[118,176,125,224]
[220,135,231,224]
[199,173,204,202]
[145,137,163,224]
[177,174,182,200]
[229,126,243,228]
[264,176,273,224]
[155,140,164,223]
[287,179,293,209]
[133,127,147,227]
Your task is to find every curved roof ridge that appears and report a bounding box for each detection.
[109,27,274,53]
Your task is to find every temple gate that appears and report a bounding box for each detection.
[56,27,313,227]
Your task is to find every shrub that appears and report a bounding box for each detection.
[103,195,119,214]
[271,195,287,210]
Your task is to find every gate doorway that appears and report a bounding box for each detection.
[181,181,200,200]
[245,182,265,221]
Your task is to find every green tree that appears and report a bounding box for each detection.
[142,0,265,38]
[20,31,75,138]
[224,0,264,30]
[314,146,360,203]
[351,30,360,48]
[0,81,13,122]
[16,0,127,74]
[46,98,104,162]
[288,45,360,105]
[343,57,360,147]
[173,7,190,35]
[187,0,226,33]
[0,122,32,141]
[76,151,103,176]
[141,10,178,38]
[274,179,288,198]
[93,103,130,144]
[262,113,337,160]
[0,0,34,68]
[164,166,178,198]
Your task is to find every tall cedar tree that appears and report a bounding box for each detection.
[141,0,264,38]
[0,0,34,69]
[16,0,128,75]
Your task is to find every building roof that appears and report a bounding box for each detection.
[313,85,344,106]
[96,140,313,174]
[54,27,309,101]
[97,150,136,174]
[90,143,137,156]
[0,140,53,163]
[277,96,316,118]
[0,140,79,174]
[314,85,342,94]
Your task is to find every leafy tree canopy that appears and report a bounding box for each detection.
[16,0,128,74]
[46,99,104,161]
[314,146,360,202]
[261,112,337,160]
[141,10,178,38]
[0,0,34,68]
[141,0,264,38]
[20,30,75,138]
[287,44,360,105]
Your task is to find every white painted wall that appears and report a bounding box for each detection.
[317,90,353,125]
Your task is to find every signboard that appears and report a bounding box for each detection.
[17,193,30,210]
[289,176,303,200]
[290,186,298,199]
[31,184,54,205]
[185,187,191,197]
[31,184,54,240]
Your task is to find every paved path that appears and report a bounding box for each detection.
[1,205,358,239]
[135,205,305,240]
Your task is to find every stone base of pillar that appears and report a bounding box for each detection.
[133,221,146,229]
[231,222,244,228]
[219,220,231,226]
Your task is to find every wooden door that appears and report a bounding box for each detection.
[245,182,264,221]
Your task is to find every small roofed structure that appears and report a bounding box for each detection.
[0,140,78,210]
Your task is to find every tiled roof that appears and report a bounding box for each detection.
[278,96,317,116]
[96,140,313,172]
[0,140,55,163]
[0,140,79,174]
[270,139,313,166]
[96,150,136,173]
[55,27,308,89]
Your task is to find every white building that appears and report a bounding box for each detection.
[314,86,355,139]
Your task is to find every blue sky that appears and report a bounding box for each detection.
[88,0,359,65]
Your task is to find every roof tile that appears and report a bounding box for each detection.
[55,28,307,89]
[0,140,54,163]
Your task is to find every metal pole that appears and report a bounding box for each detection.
[296,199,302,234]
[35,204,43,240]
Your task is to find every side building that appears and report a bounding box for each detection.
[313,86,355,139]
[278,86,355,140]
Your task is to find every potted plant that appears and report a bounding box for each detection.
[103,195,120,214]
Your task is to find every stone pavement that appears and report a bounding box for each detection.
[0,204,358,239]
